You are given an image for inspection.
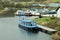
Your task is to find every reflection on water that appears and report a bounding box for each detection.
[19,27,39,34]
[0,17,52,40]
[19,27,52,40]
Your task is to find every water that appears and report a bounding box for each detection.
[0,17,52,40]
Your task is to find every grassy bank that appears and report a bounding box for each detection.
[33,17,53,25]
[34,16,60,40]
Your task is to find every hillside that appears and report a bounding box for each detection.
[44,0,60,4]
[0,0,60,3]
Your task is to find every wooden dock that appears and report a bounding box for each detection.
[37,25,57,34]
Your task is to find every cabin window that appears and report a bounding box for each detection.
[21,21,26,25]
[26,22,32,26]
[33,21,36,25]
[23,22,26,25]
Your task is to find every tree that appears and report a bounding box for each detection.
[15,3,24,8]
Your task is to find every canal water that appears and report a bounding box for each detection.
[0,17,52,40]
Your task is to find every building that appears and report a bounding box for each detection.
[56,6,60,18]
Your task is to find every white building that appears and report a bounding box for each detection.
[15,10,24,16]
[56,6,60,18]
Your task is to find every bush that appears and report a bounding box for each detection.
[50,15,56,19]
[51,33,60,40]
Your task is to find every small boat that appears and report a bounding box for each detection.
[18,16,39,32]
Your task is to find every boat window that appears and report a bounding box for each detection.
[26,22,32,26]
[21,21,26,25]
[23,22,26,25]
[32,21,36,26]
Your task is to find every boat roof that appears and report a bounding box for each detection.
[19,16,30,20]
[21,19,33,22]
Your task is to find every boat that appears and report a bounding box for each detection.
[15,10,32,16]
[15,10,24,16]
[18,16,39,32]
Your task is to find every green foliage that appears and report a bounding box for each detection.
[43,18,60,40]
[15,3,24,8]
[0,5,4,10]
[51,33,60,40]
[0,8,17,17]
[34,17,60,40]
[44,18,60,30]
[34,17,52,25]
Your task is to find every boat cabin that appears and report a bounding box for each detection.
[20,20,37,27]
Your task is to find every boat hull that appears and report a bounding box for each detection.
[18,24,39,32]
